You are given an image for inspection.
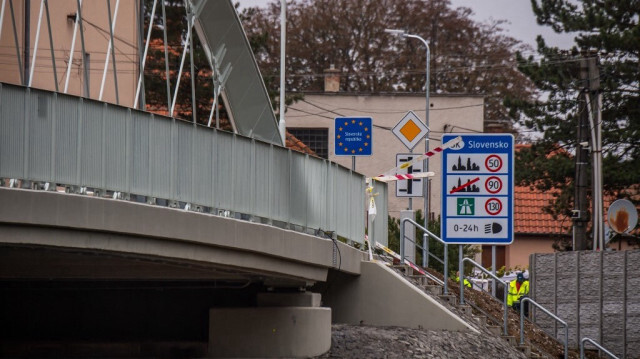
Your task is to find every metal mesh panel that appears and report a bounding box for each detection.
[0,84,26,179]
[350,172,366,242]
[232,135,254,214]
[305,156,327,230]
[334,167,351,238]
[323,163,338,232]
[214,131,234,211]
[0,84,374,244]
[269,146,291,223]
[175,121,194,202]
[373,180,389,246]
[289,153,308,227]
[254,141,272,218]
[192,127,214,206]
[53,95,80,185]
[148,117,172,198]
[27,91,53,181]
[80,101,105,188]
[102,103,128,192]
[130,111,151,195]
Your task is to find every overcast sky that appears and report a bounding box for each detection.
[236,0,576,50]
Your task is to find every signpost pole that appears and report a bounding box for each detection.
[459,244,464,304]
[422,37,430,272]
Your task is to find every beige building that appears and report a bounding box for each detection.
[286,74,485,220]
[0,0,138,106]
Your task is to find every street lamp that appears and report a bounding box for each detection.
[385,29,431,264]
[278,0,287,144]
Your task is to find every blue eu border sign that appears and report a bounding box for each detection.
[441,134,514,244]
[334,117,373,156]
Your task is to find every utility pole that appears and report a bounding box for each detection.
[573,56,591,251]
[587,56,603,250]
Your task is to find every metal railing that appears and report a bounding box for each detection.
[399,218,448,294]
[520,297,568,359]
[0,83,384,245]
[460,257,508,336]
[580,338,619,359]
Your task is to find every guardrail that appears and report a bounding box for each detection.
[520,297,568,359]
[580,337,619,359]
[399,218,448,294]
[460,257,508,336]
[0,83,386,245]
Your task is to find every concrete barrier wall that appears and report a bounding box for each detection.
[321,261,475,332]
[530,250,640,358]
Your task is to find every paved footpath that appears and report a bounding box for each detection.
[316,324,528,359]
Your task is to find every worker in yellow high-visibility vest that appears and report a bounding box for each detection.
[455,271,472,289]
[507,272,529,316]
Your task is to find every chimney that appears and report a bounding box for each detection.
[485,119,512,133]
[324,64,340,93]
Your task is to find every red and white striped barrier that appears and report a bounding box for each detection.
[373,171,435,183]
[376,136,462,179]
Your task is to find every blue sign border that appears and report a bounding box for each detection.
[334,117,373,156]
[441,133,514,244]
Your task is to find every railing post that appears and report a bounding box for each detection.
[503,282,508,336]
[399,219,405,262]
[491,245,496,297]
[565,323,569,359]
[520,299,525,345]
[443,243,448,295]
[459,244,464,305]
[422,233,427,268]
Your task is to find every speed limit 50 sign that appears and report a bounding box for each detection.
[441,134,514,244]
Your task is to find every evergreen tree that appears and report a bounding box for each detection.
[507,1,640,243]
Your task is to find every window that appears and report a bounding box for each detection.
[288,128,329,159]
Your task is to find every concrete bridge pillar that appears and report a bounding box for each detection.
[208,292,331,358]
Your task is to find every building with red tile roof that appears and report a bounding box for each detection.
[481,186,567,270]
[482,184,639,270]
[285,132,318,156]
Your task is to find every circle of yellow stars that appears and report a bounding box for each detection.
[336,119,370,154]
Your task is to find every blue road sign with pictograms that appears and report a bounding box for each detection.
[334,117,373,156]
[441,134,514,244]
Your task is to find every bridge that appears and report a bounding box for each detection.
[0,0,470,357]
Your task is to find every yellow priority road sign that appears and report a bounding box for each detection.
[392,111,429,150]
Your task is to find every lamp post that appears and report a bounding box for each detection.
[278,0,287,145]
[385,29,431,263]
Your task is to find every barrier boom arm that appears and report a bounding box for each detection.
[377,136,461,178]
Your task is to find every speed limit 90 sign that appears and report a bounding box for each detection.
[441,134,514,245]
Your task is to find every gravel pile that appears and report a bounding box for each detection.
[316,324,528,359]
